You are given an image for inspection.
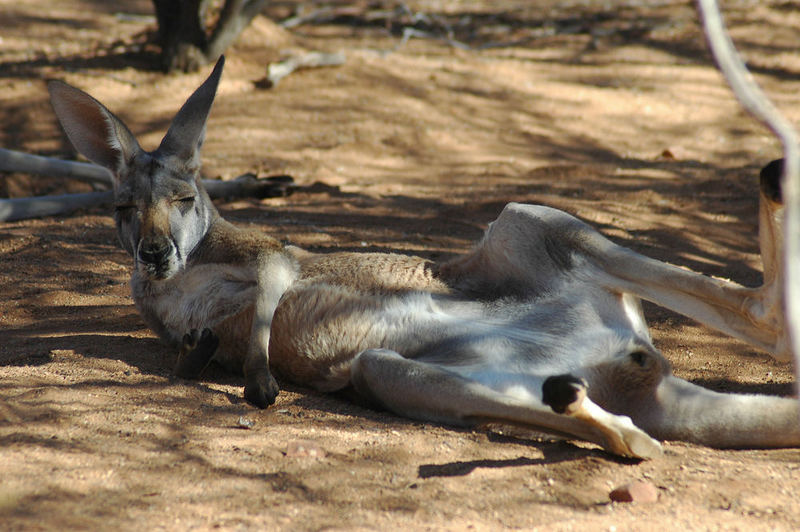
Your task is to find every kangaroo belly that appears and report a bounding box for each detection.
[268,284,483,391]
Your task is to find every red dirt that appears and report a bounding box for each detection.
[2,1,800,530]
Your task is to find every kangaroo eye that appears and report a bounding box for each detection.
[173,196,195,212]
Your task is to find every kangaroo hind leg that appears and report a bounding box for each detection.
[350,348,662,459]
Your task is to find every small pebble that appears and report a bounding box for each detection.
[286,439,326,459]
[609,480,659,503]
[237,416,256,429]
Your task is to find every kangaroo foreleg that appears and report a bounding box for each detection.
[350,348,662,459]
[243,252,298,408]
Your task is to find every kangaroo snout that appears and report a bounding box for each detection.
[137,235,176,279]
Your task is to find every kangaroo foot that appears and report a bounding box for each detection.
[244,372,280,409]
[542,373,662,459]
[174,328,218,379]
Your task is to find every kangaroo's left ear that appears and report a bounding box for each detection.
[157,55,225,171]
[48,79,143,185]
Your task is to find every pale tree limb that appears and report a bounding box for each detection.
[0,148,112,186]
[0,191,114,222]
[697,0,800,370]
[265,51,346,88]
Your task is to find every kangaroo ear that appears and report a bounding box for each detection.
[157,55,225,170]
[48,80,141,178]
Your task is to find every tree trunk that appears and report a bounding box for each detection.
[152,0,268,73]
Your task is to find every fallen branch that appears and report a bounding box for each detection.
[279,5,363,29]
[0,191,114,222]
[697,0,800,369]
[203,173,294,199]
[0,148,112,186]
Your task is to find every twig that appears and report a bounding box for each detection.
[395,27,469,51]
[279,2,470,52]
[264,51,346,87]
[280,6,341,29]
[697,0,800,367]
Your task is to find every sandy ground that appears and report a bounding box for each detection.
[2,0,800,530]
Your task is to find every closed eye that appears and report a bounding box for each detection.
[173,196,196,212]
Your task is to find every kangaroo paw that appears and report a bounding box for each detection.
[244,372,280,409]
[174,328,218,379]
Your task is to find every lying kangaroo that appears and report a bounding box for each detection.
[47,57,799,459]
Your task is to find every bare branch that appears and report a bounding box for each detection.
[697,0,800,366]
[0,191,114,222]
[202,173,294,199]
[0,148,112,186]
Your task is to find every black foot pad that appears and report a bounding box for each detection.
[244,373,280,409]
[760,158,783,204]
[542,374,587,414]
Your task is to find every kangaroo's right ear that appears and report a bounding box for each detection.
[157,56,225,172]
[47,81,141,180]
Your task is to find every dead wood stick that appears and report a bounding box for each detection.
[265,51,346,87]
[0,191,114,222]
[0,174,294,222]
[0,148,112,185]
[697,0,800,368]
[280,5,358,29]
[202,173,294,199]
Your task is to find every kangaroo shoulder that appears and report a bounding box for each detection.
[190,219,285,265]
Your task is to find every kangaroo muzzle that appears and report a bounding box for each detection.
[137,235,176,279]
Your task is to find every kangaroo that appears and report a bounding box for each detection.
[47,57,799,459]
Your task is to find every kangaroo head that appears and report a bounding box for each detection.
[48,57,226,280]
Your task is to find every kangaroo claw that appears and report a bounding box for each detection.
[174,328,218,379]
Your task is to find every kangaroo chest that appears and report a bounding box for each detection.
[131,263,258,346]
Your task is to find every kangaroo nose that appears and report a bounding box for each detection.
[138,237,172,265]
